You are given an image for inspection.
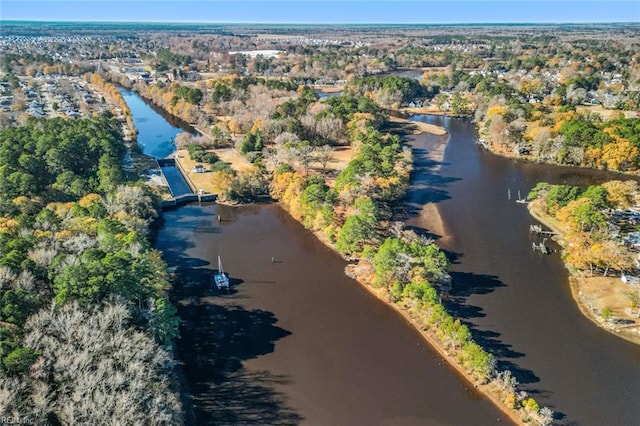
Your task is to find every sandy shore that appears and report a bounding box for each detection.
[389,115,448,136]
[528,200,640,345]
[412,132,450,240]
[314,85,345,93]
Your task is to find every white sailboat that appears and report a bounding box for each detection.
[516,190,528,204]
[214,256,229,289]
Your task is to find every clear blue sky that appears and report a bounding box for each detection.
[2,1,639,24]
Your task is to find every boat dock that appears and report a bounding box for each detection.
[529,224,557,236]
[532,240,549,254]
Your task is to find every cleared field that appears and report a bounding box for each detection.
[576,105,640,120]
[212,147,255,171]
[173,147,255,194]
[322,145,352,172]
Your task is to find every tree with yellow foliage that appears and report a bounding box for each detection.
[564,230,597,273]
[601,136,638,171]
[486,105,508,118]
[556,198,605,232]
[210,170,235,201]
[602,180,638,208]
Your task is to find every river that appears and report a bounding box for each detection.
[156,203,509,425]
[120,89,188,158]
[125,89,509,423]
[408,114,640,426]
[126,86,640,425]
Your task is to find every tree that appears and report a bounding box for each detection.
[556,198,605,232]
[451,93,472,116]
[17,302,182,424]
[582,185,610,210]
[314,144,333,172]
[545,184,581,213]
[590,240,634,277]
[602,180,637,208]
[239,131,263,154]
[601,137,638,171]
[564,231,597,273]
[295,141,316,176]
[336,215,369,255]
[97,154,123,193]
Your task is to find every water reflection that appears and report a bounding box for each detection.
[407,114,640,425]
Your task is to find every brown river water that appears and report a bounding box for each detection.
[407,114,640,426]
[126,85,640,425]
[155,203,510,425]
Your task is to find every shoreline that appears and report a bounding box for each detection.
[473,124,640,178]
[130,93,529,422]
[276,122,526,425]
[527,201,640,345]
[278,215,524,426]
[349,267,524,426]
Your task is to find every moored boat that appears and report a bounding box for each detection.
[214,256,229,289]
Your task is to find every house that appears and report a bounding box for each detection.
[192,164,207,173]
[621,273,640,285]
[623,232,640,250]
[184,71,200,82]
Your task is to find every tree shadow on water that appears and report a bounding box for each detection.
[196,369,303,425]
[401,145,461,223]
[168,256,301,424]
[177,299,299,425]
[173,287,300,425]
[444,270,540,387]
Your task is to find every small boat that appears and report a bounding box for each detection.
[516,190,528,204]
[214,256,229,289]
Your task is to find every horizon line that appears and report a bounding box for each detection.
[2,19,639,25]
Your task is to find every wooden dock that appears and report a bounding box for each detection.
[532,238,549,254]
[530,224,557,236]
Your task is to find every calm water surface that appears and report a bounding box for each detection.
[120,89,185,158]
[409,114,640,426]
[120,88,508,424]
[156,203,509,425]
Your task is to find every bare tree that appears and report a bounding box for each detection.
[104,185,158,235]
[296,143,316,176]
[390,221,404,239]
[16,302,183,425]
[314,144,334,172]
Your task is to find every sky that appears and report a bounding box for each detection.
[2,1,639,24]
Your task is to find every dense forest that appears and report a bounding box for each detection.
[0,116,182,423]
